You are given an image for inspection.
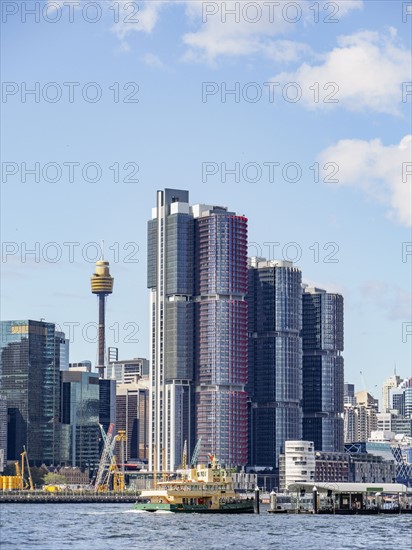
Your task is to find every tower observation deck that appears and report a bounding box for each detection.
[91,261,114,379]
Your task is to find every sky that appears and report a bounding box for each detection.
[1,0,411,400]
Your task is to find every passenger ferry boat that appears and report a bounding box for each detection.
[134,456,254,514]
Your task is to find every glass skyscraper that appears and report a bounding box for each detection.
[302,287,344,452]
[194,205,248,467]
[60,370,100,469]
[0,320,62,464]
[147,189,248,470]
[148,189,194,472]
[247,258,303,471]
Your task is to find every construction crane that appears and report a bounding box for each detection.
[190,437,202,466]
[94,424,126,492]
[181,441,187,480]
[14,460,24,490]
[22,447,34,491]
[94,423,116,491]
[107,456,125,493]
[105,430,126,492]
[13,447,34,491]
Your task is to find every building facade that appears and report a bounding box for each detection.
[247,258,302,470]
[116,381,149,462]
[60,369,100,469]
[0,320,62,464]
[0,395,7,471]
[194,204,248,467]
[109,358,149,384]
[148,189,248,470]
[279,440,315,491]
[99,379,116,436]
[344,404,378,443]
[302,288,344,452]
[344,383,355,406]
[148,189,195,472]
[381,374,402,413]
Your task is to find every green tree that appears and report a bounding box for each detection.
[30,466,48,487]
[43,473,66,485]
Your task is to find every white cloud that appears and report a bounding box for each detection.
[182,0,362,63]
[318,135,412,227]
[106,0,362,59]
[361,281,412,320]
[142,53,164,68]
[111,0,166,40]
[272,30,411,114]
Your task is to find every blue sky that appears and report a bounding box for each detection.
[1,0,411,399]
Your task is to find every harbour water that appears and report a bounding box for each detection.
[1,504,411,550]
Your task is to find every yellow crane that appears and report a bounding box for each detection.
[181,440,187,480]
[14,461,24,490]
[12,447,34,490]
[21,447,34,490]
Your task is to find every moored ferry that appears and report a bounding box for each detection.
[134,456,254,514]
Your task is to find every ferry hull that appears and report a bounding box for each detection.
[134,501,254,514]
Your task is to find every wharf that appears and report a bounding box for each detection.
[0,493,138,504]
[267,507,412,515]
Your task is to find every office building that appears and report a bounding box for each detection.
[148,189,194,471]
[247,258,302,470]
[99,379,116,435]
[344,383,355,406]
[0,395,7,472]
[302,287,344,452]
[116,380,149,462]
[60,370,100,469]
[194,203,248,467]
[355,390,378,410]
[148,189,248,470]
[56,331,70,371]
[382,374,402,413]
[344,397,378,444]
[0,320,62,464]
[109,358,149,384]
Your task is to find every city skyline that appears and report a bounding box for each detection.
[2,0,411,401]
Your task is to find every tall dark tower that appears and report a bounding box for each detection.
[91,260,114,379]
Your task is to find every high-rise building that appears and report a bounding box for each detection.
[344,383,355,406]
[116,381,149,462]
[56,331,70,371]
[0,320,62,464]
[148,189,248,470]
[109,358,149,384]
[355,390,379,410]
[344,404,377,443]
[194,203,248,467]
[302,287,344,452]
[99,379,116,435]
[0,395,7,472]
[60,370,100,469]
[148,189,194,472]
[247,258,302,470]
[381,374,402,413]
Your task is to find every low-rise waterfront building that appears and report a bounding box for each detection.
[279,441,315,491]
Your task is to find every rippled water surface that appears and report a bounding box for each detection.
[1,504,411,550]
